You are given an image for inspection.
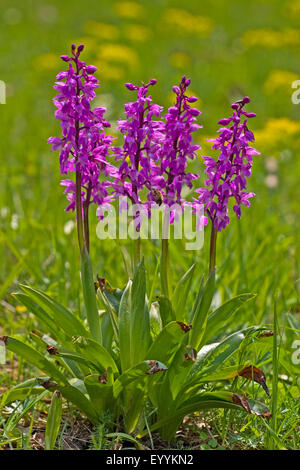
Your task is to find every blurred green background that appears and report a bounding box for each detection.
[0,0,299,326]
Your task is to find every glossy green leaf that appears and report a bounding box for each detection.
[72,336,118,374]
[84,373,115,415]
[157,295,175,327]
[45,390,62,450]
[145,321,189,366]
[57,383,98,424]
[189,270,215,350]
[204,293,256,343]
[113,360,167,398]
[172,263,196,321]
[130,260,152,365]
[19,285,87,338]
[119,280,132,372]
[4,337,68,385]
[188,327,261,385]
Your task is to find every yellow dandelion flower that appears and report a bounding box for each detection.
[162,9,213,37]
[263,69,299,95]
[16,305,27,313]
[98,43,139,68]
[34,53,58,71]
[243,28,300,48]
[114,1,144,19]
[95,61,125,81]
[124,24,150,42]
[255,118,300,148]
[84,21,120,40]
[169,52,191,69]
[287,0,300,15]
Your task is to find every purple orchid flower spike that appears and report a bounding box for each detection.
[112,79,164,207]
[111,79,164,264]
[195,96,260,272]
[48,44,116,252]
[160,76,202,209]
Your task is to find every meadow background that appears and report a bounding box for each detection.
[0,0,299,449]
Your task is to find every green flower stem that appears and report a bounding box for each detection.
[83,183,92,254]
[161,238,170,298]
[133,237,141,268]
[75,170,84,254]
[80,246,102,343]
[209,222,217,275]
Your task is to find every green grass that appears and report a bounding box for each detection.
[0,0,299,450]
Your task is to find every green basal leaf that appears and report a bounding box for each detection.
[72,336,119,374]
[3,337,68,385]
[172,263,196,321]
[204,293,257,343]
[189,270,215,350]
[45,390,62,450]
[84,372,116,416]
[113,360,167,398]
[130,259,152,366]
[119,280,132,372]
[145,321,189,366]
[187,326,262,387]
[19,285,87,339]
[157,295,175,327]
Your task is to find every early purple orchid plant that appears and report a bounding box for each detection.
[5,44,270,442]
[48,44,117,342]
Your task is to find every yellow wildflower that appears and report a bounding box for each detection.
[287,0,300,15]
[34,53,58,71]
[95,61,125,81]
[84,21,120,40]
[162,9,213,37]
[243,28,300,48]
[263,69,299,95]
[98,43,139,68]
[16,305,27,313]
[124,24,150,42]
[255,118,300,148]
[114,2,144,19]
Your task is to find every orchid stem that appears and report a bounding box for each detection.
[209,222,217,275]
[133,237,141,268]
[83,184,91,254]
[161,238,170,298]
[75,170,84,254]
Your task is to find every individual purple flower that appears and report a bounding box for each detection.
[195,96,260,231]
[111,79,164,211]
[159,76,202,208]
[48,44,116,219]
